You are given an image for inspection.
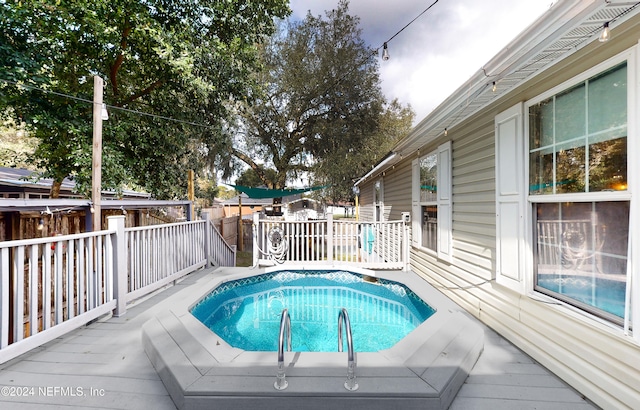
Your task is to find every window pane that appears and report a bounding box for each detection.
[555,143,585,193]
[534,201,629,322]
[420,154,437,202]
[555,84,585,143]
[421,205,437,251]
[529,148,554,194]
[529,99,554,149]
[588,63,627,135]
[589,137,627,192]
[529,62,627,196]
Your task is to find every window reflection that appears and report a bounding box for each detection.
[421,205,437,252]
[529,62,627,194]
[420,154,437,202]
[534,201,629,322]
[589,137,627,191]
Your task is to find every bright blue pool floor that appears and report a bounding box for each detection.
[190,270,436,352]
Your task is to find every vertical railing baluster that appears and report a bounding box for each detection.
[96,235,103,306]
[29,245,38,336]
[66,238,75,320]
[43,244,52,329]
[14,247,24,341]
[77,238,85,315]
[54,242,63,324]
[0,248,9,348]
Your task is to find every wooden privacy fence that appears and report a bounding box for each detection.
[0,214,235,364]
[253,214,410,270]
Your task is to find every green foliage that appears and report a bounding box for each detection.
[215,185,236,200]
[0,0,290,198]
[227,0,413,202]
[0,113,37,168]
[195,177,219,207]
[236,167,277,188]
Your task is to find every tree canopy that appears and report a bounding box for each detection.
[0,0,290,198]
[227,0,414,202]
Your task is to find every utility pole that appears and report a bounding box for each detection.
[91,76,104,231]
[188,169,195,220]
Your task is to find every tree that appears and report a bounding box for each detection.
[226,0,413,199]
[313,98,414,202]
[0,0,290,198]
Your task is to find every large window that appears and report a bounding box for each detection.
[529,63,627,195]
[528,60,630,325]
[412,141,452,260]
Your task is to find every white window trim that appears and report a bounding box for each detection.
[523,46,639,340]
[411,141,452,262]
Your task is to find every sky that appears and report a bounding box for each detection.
[289,0,553,123]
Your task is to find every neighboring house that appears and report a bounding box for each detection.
[220,193,271,219]
[355,2,639,409]
[0,167,151,199]
[285,197,324,220]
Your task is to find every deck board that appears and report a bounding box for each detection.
[0,267,598,409]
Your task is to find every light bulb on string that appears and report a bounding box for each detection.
[599,22,610,42]
[382,43,390,61]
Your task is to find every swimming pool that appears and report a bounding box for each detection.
[190,270,436,352]
[142,265,484,410]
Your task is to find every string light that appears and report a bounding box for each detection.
[599,22,611,42]
[378,0,440,62]
[382,43,390,61]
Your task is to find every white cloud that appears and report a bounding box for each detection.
[290,0,551,123]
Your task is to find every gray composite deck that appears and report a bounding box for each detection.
[0,267,597,410]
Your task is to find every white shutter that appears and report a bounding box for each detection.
[495,103,525,293]
[411,159,420,245]
[437,141,452,261]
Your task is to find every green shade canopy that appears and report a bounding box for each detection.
[226,184,327,199]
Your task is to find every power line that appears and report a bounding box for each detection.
[0,77,216,130]
[1,1,443,129]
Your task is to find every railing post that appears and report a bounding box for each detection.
[108,215,127,317]
[203,213,211,266]
[403,218,411,271]
[253,213,260,267]
[326,213,333,263]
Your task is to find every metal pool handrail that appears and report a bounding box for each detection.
[274,308,291,390]
[338,308,359,391]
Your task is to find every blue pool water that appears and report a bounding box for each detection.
[190,270,436,352]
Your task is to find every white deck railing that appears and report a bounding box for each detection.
[0,214,235,364]
[253,214,409,270]
[0,228,117,363]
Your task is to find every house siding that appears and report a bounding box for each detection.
[356,16,640,409]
